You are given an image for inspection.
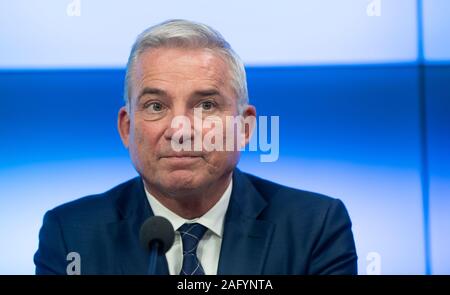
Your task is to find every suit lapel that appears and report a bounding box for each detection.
[107,177,169,275]
[217,169,275,274]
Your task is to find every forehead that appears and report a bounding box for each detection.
[134,47,231,90]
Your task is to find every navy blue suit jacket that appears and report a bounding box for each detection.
[34,169,357,274]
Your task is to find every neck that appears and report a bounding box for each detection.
[145,172,232,219]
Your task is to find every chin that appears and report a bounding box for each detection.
[163,169,206,190]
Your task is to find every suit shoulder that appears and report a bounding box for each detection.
[48,177,140,223]
[244,172,341,210]
[242,171,352,237]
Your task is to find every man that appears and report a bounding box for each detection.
[34,19,357,275]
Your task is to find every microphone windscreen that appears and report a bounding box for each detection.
[139,216,175,254]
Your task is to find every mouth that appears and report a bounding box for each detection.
[160,153,203,158]
[160,154,203,166]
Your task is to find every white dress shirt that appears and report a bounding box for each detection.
[144,179,232,275]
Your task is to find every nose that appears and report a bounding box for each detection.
[163,106,195,144]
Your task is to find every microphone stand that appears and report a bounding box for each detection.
[147,241,162,275]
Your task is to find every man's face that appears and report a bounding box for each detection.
[118,47,255,197]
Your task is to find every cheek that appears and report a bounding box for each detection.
[134,127,146,146]
[130,123,159,156]
[205,150,239,170]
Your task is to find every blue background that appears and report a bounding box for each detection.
[0,0,449,274]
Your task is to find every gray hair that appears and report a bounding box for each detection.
[124,19,248,113]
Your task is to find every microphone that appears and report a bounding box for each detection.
[139,216,175,275]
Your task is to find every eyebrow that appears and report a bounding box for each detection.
[137,87,168,101]
[138,87,222,101]
[192,89,222,98]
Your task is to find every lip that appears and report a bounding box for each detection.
[163,156,201,159]
[160,155,203,165]
[160,152,203,158]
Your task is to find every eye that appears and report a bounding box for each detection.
[197,100,217,111]
[144,101,166,113]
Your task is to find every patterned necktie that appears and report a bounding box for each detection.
[178,223,208,275]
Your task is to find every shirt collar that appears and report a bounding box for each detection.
[144,179,232,238]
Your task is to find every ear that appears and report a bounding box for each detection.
[240,105,257,147]
[118,106,131,148]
